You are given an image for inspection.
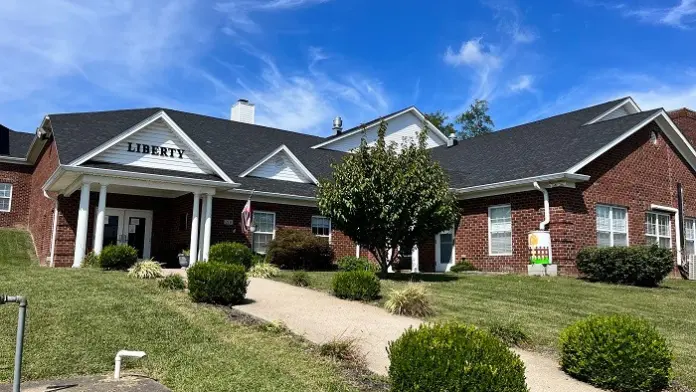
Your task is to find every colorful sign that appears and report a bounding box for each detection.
[529,230,552,265]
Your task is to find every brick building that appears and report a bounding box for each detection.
[1,98,696,276]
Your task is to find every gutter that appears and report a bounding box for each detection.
[453,172,590,196]
[0,156,31,165]
[533,182,550,230]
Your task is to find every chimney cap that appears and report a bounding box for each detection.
[236,98,253,105]
[332,116,343,135]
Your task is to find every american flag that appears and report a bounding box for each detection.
[241,197,252,233]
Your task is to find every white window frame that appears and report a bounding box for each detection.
[645,211,672,248]
[0,183,12,213]
[595,205,629,247]
[488,204,512,256]
[311,215,331,242]
[685,217,696,255]
[252,211,276,254]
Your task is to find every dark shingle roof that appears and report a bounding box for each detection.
[320,106,417,143]
[0,124,34,158]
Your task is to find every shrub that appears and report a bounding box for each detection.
[388,322,528,392]
[290,270,310,287]
[319,337,364,364]
[559,314,671,392]
[209,242,253,269]
[576,245,673,287]
[336,256,378,272]
[266,229,334,270]
[384,284,434,317]
[259,320,290,334]
[488,321,530,347]
[81,251,100,268]
[187,262,248,305]
[248,262,281,278]
[251,253,265,266]
[331,270,380,301]
[128,259,164,279]
[159,274,186,290]
[450,259,478,273]
[99,244,138,271]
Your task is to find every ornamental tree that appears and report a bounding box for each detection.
[317,121,460,275]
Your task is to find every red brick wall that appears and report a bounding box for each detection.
[27,140,60,265]
[0,162,32,228]
[671,109,696,147]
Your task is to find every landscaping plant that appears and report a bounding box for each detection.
[187,262,248,305]
[388,322,528,392]
[81,251,100,268]
[266,229,334,270]
[450,259,478,273]
[291,270,310,287]
[208,242,254,269]
[319,337,364,365]
[158,274,186,290]
[128,259,164,279]
[331,270,380,301]
[336,256,378,273]
[384,284,434,317]
[99,244,138,270]
[487,321,530,347]
[576,245,673,287]
[248,262,281,278]
[559,314,672,392]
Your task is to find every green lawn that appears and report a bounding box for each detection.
[0,229,366,392]
[274,270,696,389]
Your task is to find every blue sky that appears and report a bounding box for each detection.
[1,0,695,136]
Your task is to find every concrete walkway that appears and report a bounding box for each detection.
[235,278,603,392]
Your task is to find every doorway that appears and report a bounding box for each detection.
[96,208,153,259]
[435,229,455,272]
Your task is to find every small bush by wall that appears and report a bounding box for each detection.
[266,229,334,270]
[99,245,138,271]
[559,314,671,392]
[576,245,673,287]
[128,259,164,279]
[209,242,253,269]
[81,251,100,269]
[331,270,380,301]
[159,274,186,290]
[388,322,528,392]
[336,256,378,273]
[187,262,248,305]
[450,259,478,273]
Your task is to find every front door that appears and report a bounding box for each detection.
[97,208,153,259]
[435,230,455,272]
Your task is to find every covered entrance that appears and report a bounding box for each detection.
[97,208,153,258]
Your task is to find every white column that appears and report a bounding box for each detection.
[72,182,92,268]
[387,248,394,273]
[202,194,213,261]
[197,195,206,261]
[189,192,200,266]
[93,184,108,255]
[355,244,360,258]
[411,245,419,273]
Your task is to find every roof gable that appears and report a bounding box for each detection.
[239,145,318,184]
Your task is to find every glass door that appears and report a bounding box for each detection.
[435,230,455,272]
[124,210,153,259]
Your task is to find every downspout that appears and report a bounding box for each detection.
[533,182,550,230]
[43,190,59,267]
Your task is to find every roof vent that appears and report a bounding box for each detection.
[231,99,255,124]
[447,133,458,147]
[332,116,343,135]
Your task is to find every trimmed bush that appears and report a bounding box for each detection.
[99,244,138,271]
[187,262,248,305]
[251,253,265,266]
[388,322,528,392]
[576,245,673,287]
[559,314,671,392]
[331,270,380,301]
[209,242,253,269]
[248,262,281,278]
[488,321,530,347]
[81,251,100,269]
[128,259,164,279]
[290,270,310,287]
[450,259,478,273]
[159,274,186,290]
[337,256,378,273]
[384,284,434,317]
[266,229,334,270]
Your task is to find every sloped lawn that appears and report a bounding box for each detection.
[273,270,696,389]
[0,229,362,392]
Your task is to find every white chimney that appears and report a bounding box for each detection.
[231,99,255,124]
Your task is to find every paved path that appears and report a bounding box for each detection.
[235,278,603,392]
[0,376,170,392]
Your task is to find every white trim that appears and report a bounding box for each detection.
[239,144,319,184]
[0,182,12,213]
[68,111,236,184]
[595,204,628,247]
[650,204,682,264]
[311,215,332,243]
[488,204,513,256]
[0,156,30,165]
[454,172,589,199]
[585,98,641,125]
[435,229,455,272]
[311,107,449,149]
[252,211,276,254]
[645,210,673,248]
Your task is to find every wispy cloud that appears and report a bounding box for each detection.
[215,0,330,36]
[509,74,534,93]
[485,0,538,43]
[580,0,696,29]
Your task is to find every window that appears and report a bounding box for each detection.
[596,205,628,247]
[488,205,512,255]
[252,211,275,254]
[0,183,11,212]
[645,212,671,248]
[311,216,331,240]
[685,218,696,256]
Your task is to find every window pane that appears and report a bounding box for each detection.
[439,233,453,264]
[686,219,696,241]
[311,216,330,237]
[0,198,8,212]
[597,232,611,247]
[253,212,274,233]
[658,215,670,237]
[596,206,610,231]
[659,237,671,249]
[611,208,627,233]
[490,206,511,232]
[645,214,657,235]
[646,236,658,246]
[253,233,273,254]
[613,233,627,247]
[491,232,512,254]
[686,240,695,256]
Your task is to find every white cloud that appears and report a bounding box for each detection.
[444,39,501,69]
[485,0,538,43]
[581,0,696,29]
[509,75,534,92]
[215,0,330,35]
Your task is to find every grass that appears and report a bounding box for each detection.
[273,270,696,389]
[0,230,365,392]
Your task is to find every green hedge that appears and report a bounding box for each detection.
[187,262,248,305]
[388,322,528,392]
[331,270,380,301]
[209,242,253,269]
[99,244,138,270]
[266,229,334,270]
[576,245,673,286]
[559,314,671,392]
[336,256,378,272]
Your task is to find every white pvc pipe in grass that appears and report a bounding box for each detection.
[114,350,146,380]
